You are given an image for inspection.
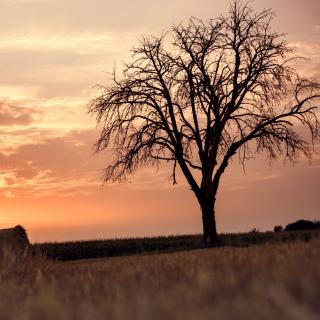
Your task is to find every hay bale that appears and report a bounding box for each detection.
[0,225,30,258]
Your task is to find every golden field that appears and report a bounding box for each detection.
[0,236,320,320]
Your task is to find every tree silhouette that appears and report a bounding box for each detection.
[90,1,320,246]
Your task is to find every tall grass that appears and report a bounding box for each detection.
[0,236,319,319]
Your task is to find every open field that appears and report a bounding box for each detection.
[1,233,320,320]
[35,229,320,261]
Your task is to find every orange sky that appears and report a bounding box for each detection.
[0,0,319,242]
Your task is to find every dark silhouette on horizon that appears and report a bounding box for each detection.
[0,225,30,258]
[90,0,320,247]
[274,220,320,232]
[284,219,320,232]
[274,225,283,232]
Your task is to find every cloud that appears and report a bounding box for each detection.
[313,25,320,33]
[0,0,53,5]
[0,129,106,198]
[290,27,320,79]
[0,0,318,103]
[0,33,115,54]
[0,123,192,198]
[0,94,95,156]
[0,0,228,34]
[0,99,40,126]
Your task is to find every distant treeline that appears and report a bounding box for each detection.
[33,227,320,262]
[274,219,320,232]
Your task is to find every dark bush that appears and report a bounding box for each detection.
[284,219,320,231]
[274,225,283,232]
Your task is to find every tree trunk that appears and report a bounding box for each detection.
[200,197,218,247]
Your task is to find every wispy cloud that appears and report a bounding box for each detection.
[0,33,115,54]
[0,99,39,126]
[0,129,102,198]
[290,27,320,79]
[313,25,320,33]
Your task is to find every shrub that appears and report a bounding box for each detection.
[284,219,320,231]
[274,225,283,232]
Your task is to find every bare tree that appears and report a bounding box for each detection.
[90,1,320,246]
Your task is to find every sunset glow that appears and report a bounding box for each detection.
[0,0,319,242]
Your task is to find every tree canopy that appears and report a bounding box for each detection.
[90,1,320,246]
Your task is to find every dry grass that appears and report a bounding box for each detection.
[1,238,320,320]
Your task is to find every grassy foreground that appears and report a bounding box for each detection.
[1,235,320,319]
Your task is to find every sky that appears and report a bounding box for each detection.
[0,0,319,242]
